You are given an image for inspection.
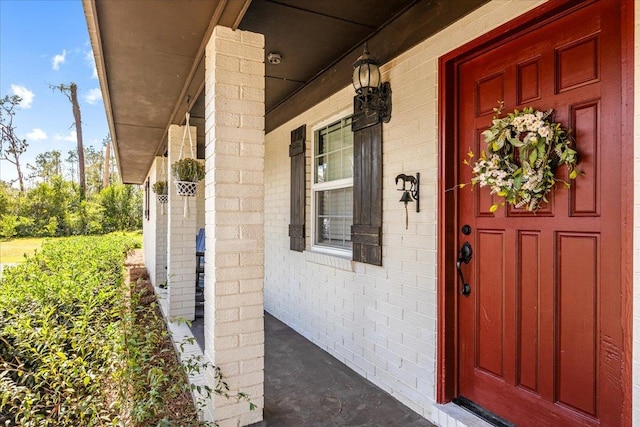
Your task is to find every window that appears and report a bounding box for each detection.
[312,116,353,253]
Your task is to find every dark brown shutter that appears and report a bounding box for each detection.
[351,122,382,266]
[289,125,306,251]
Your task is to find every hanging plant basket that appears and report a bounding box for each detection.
[175,180,199,196]
[172,112,204,216]
[153,176,168,215]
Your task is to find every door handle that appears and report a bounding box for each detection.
[456,242,472,297]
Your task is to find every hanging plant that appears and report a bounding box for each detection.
[152,180,168,195]
[171,158,205,182]
[463,102,580,212]
[172,112,204,199]
[155,156,169,212]
[172,158,204,196]
[153,180,168,205]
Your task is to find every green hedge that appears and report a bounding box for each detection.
[0,235,141,426]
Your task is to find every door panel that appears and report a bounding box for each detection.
[456,1,623,425]
[557,233,598,415]
[516,231,540,394]
[476,230,505,379]
[570,101,599,215]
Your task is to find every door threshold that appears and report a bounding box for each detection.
[452,397,516,427]
[432,402,494,427]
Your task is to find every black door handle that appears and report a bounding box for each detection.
[456,242,472,297]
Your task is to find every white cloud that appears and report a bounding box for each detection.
[10,84,34,109]
[52,49,67,70]
[85,50,98,79]
[54,130,77,142]
[84,88,102,105]
[26,128,47,141]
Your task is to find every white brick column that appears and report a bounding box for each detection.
[203,26,265,426]
[167,124,198,321]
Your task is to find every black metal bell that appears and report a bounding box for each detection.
[399,191,413,204]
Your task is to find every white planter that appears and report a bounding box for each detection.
[175,180,198,197]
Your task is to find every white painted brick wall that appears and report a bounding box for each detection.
[167,125,198,321]
[203,25,265,426]
[143,156,167,289]
[143,161,157,284]
[264,0,545,421]
[196,173,205,230]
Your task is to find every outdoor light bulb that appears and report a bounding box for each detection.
[352,43,381,94]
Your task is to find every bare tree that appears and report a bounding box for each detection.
[50,83,86,197]
[0,95,28,192]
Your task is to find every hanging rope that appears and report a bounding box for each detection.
[178,112,195,161]
[160,154,167,182]
[175,111,197,217]
[159,155,167,215]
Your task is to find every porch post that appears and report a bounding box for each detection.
[167,124,198,321]
[203,26,265,426]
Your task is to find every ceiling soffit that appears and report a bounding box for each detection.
[238,0,419,114]
[86,0,490,184]
[252,0,491,132]
[84,0,249,184]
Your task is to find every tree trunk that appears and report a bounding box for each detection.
[14,152,24,193]
[70,84,86,198]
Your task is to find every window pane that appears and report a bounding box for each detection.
[314,117,353,183]
[316,154,327,183]
[342,123,353,147]
[315,187,353,250]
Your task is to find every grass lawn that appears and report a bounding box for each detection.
[0,237,45,263]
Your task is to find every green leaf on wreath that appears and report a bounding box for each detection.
[514,175,522,189]
[509,137,524,147]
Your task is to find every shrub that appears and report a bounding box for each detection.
[0,235,138,425]
[0,234,252,426]
[0,214,17,238]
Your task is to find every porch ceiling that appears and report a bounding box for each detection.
[84,0,488,184]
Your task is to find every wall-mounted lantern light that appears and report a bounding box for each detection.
[352,43,392,125]
[395,173,420,229]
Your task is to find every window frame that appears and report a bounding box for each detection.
[310,110,353,258]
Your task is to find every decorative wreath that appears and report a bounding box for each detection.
[464,102,579,212]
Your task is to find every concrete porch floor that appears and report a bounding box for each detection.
[190,312,436,427]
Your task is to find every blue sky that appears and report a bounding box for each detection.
[0,0,108,185]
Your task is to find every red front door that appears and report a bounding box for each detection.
[455,1,625,425]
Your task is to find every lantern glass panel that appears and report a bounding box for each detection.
[368,64,381,89]
[352,68,362,92]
